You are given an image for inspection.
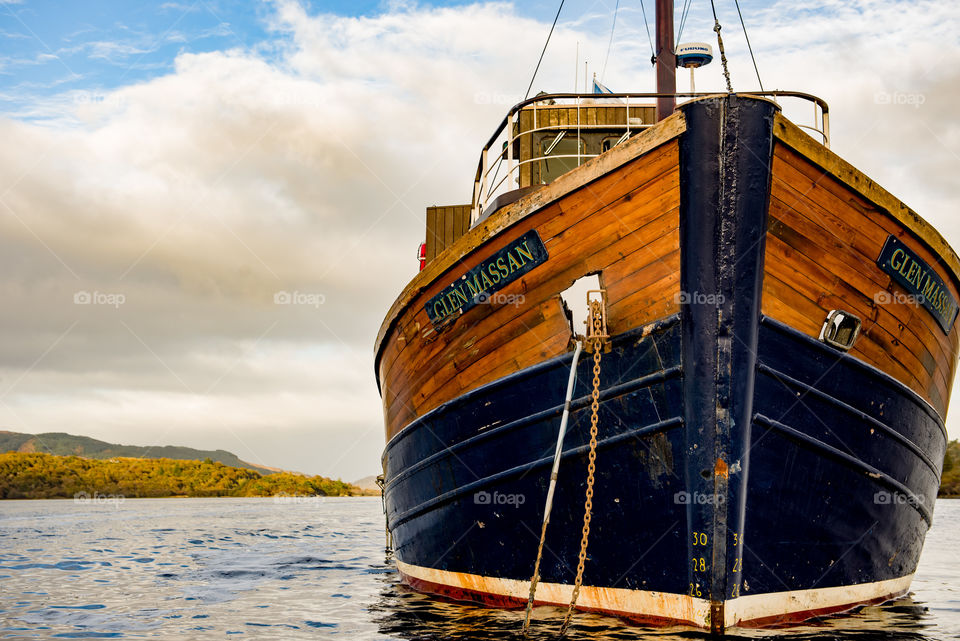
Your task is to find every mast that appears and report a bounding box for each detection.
[655,0,676,121]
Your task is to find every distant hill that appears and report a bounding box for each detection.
[352,475,382,493]
[0,431,277,476]
[0,452,363,499]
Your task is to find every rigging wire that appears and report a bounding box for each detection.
[709,0,733,92]
[638,0,656,64]
[524,0,566,101]
[600,0,620,83]
[675,0,694,48]
[733,0,764,90]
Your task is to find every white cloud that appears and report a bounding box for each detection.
[1,0,959,479]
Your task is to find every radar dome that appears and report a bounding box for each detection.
[676,43,713,68]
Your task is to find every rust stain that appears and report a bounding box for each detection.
[641,433,674,487]
[714,458,729,479]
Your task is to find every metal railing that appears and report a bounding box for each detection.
[470,91,830,222]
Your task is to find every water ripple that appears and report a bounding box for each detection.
[0,497,957,639]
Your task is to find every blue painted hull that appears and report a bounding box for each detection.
[382,313,944,626]
[385,317,689,598]
[379,96,949,630]
[744,316,943,600]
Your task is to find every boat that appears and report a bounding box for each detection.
[374,0,959,633]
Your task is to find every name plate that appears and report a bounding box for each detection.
[877,235,958,333]
[425,230,548,327]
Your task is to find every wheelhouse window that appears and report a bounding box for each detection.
[601,132,630,153]
[535,132,584,185]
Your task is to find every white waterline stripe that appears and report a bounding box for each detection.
[396,560,913,630]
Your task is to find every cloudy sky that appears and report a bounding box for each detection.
[1,0,958,481]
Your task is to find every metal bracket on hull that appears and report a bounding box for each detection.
[583,290,610,353]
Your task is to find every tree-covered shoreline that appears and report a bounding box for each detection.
[940,440,960,498]
[3,441,958,500]
[0,452,372,499]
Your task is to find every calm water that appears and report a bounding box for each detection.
[0,497,957,640]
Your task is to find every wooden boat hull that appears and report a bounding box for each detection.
[375,95,959,632]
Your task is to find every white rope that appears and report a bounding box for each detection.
[521,340,583,636]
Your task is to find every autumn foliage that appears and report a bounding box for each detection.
[0,452,360,499]
[940,440,960,498]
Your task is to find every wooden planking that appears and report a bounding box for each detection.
[518,110,534,188]
[392,152,677,388]
[765,156,950,410]
[772,112,960,282]
[773,213,944,387]
[608,269,681,336]
[768,195,887,293]
[375,110,686,357]
[586,107,597,127]
[383,143,680,397]
[763,141,959,416]
[387,163,679,432]
[771,157,892,261]
[772,140,959,362]
[765,232,937,375]
[515,105,661,130]
[381,141,682,439]
[424,205,472,265]
[766,207,942,371]
[418,302,572,417]
[386,293,555,416]
[443,207,454,246]
[542,148,679,238]
[388,301,571,431]
[480,327,573,393]
[768,157,954,377]
[764,234,930,393]
[424,207,437,262]
[512,104,659,188]
[771,145,958,365]
[764,272,921,392]
[603,221,681,301]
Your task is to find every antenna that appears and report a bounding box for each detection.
[676,43,714,93]
[575,41,579,93]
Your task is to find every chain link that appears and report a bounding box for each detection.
[710,0,733,92]
[559,300,604,637]
[376,474,393,556]
[522,299,606,638]
[521,512,550,635]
